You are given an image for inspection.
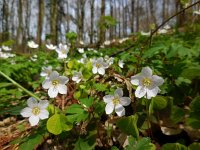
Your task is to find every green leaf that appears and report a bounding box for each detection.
[117,114,139,139]
[161,143,187,150]
[170,106,185,124]
[0,82,13,88]
[74,130,97,150]
[188,142,200,150]
[47,113,73,135]
[19,131,45,150]
[93,83,108,92]
[151,96,168,110]
[181,66,200,80]
[79,97,94,108]
[65,104,89,123]
[125,137,155,150]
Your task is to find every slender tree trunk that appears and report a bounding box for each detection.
[66,0,70,33]
[37,0,44,46]
[162,0,166,22]
[50,0,58,44]
[89,0,95,44]
[113,0,117,38]
[136,0,139,32]
[2,0,9,41]
[80,0,85,41]
[148,0,157,26]
[16,0,23,46]
[109,0,114,40]
[99,0,105,44]
[131,0,135,33]
[118,0,121,38]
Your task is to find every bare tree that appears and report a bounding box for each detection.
[50,0,58,44]
[130,0,135,33]
[148,0,157,26]
[37,0,44,46]
[2,0,9,41]
[89,0,95,44]
[16,0,23,46]
[98,0,105,44]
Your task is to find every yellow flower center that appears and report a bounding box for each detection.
[142,77,152,87]
[32,107,40,115]
[52,80,59,86]
[112,97,120,105]
[96,63,101,68]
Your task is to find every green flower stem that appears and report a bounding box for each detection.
[0,70,40,101]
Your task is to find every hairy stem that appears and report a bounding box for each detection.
[0,70,40,100]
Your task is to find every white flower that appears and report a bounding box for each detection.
[55,43,69,59]
[163,25,171,30]
[104,40,111,46]
[46,44,56,50]
[92,57,108,75]
[42,71,69,98]
[158,29,168,34]
[27,41,39,49]
[104,55,114,66]
[141,31,151,36]
[79,40,84,45]
[131,67,164,99]
[2,45,12,51]
[40,66,53,79]
[78,48,84,53]
[118,60,124,68]
[20,97,49,126]
[72,71,83,83]
[103,88,131,117]
[193,10,200,15]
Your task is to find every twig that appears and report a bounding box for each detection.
[110,1,200,57]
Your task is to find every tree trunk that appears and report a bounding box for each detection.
[148,0,157,27]
[50,0,58,44]
[37,0,44,46]
[98,0,105,45]
[2,0,9,41]
[118,0,121,38]
[130,0,135,33]
[89,0,95,44]
[16,0,23,46]
[109,0,114,40]
[136,0,139,32]
[162,0,166,22]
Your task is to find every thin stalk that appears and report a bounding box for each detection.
[0,70,40,101]
[146,100,153,138]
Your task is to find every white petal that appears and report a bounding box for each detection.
[130,74,141,86]
[115,104,125,117]
[49,71,59,80]
[115,88,123,97]
[103,95,114,103]
[48,87,59,98]
[57,84,67,94]
[59,76,69,84]
[152,75,164,86]
[42,79,51,89]
[146,87,159,99]
[27,97,38,108]
[29,115,40,126]
[135,86,146,98]
[120,97,131,106]
[141,67,152,77]
[38,100,49,109]
[38,109,49,120]
[98,68,105,75]
[105,102,114,114]
[92,67,97,74]
[20,107,32,117]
